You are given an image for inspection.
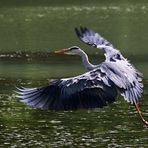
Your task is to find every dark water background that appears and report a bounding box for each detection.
[0,1,148,147]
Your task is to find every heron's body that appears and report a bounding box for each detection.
[16,27,147,125]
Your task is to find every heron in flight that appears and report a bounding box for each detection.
[16,27,147,125]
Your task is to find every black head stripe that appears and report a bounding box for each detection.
[70,46,79,51]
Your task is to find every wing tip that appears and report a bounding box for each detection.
[75,27,81,37]
[75,26,90,37]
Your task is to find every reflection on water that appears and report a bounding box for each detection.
[0,1,148,147]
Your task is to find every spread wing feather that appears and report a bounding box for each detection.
[16,61,143,110]
[16,65,118,111]
[75,27,143,104]
[75,27,114,49]
[100,61,143,103]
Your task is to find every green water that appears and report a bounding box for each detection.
[0,1,148,147]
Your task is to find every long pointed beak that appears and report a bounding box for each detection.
[52,48,69,54]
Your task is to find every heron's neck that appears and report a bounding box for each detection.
[78,50,95,70]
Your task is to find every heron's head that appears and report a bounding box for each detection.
[53,46,82,55]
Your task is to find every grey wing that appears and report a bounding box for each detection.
[101,61,143,104]
[16,67,118,111]
[75,27,114,49]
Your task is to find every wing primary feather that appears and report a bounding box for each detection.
[75,27,81,38]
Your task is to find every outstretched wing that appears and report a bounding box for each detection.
[75,27,114,49]
[16,61,143,110]
[16,66,118,111]
[75,27,143,103]
[100,61,143,104]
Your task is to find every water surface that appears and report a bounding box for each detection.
[0,1,148,147]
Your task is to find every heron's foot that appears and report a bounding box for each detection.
[134,102,148,126]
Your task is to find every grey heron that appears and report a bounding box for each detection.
[16,27,147,125]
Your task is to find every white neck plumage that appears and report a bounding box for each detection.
[78,50,95,71]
